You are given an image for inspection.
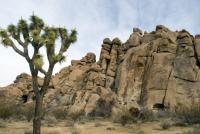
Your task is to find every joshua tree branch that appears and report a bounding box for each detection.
[15,38,25,47]
[58,41,70,55]
[11,43,25,57]
[39,68,47,75]
[40,64,54,95]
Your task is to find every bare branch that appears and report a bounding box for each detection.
[40,64,54,95]
[39,68,47,75]
[11,44,25,57]
[15,38,25,47]
[58,41,70,55]
[12,36,31,61]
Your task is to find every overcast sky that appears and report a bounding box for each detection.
[0,0,200,86]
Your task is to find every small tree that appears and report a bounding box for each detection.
[0,15,77,134]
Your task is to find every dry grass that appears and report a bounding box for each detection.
[0,102,14,120]
[65,120,75,127]
[0,101,35,122]
[51,108,68,120]
[175,103,200,124]
[24,129,32,134]
[17,104,35,122]
[0,120,6,128]
[138,108,155,122]
[137,130,146,134]
[159,121,171,130]
[70,126,81,134]
[43,115,57,125]
[94,122,104,127]
[0,119,193,134]
[111,106,133,126]
[182,127,200,134]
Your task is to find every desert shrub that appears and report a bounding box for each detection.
[89,99,112,117]
[112,106,156,125]
[0,102,14,119]
[18,104,35,122]
[138,108,156,122]
[94,122,104,127]
[137,130,146,134]
[52,108,67,119]
[154,109,173,118]
[160,121,171,130]
[12,104,35,122]
[175,103,200,124]
[68,108,85,122]
[0,101,35,121]
[111,106,133,126]
[65,120,75,127]
[43,115,57,125]
[106,127,116,130]
[182,127,200,134]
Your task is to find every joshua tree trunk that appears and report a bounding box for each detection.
[31,65,54,134]
[33,94,43,134]
[31,70,43,134]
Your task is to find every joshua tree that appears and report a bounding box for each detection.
[0,15,77,134]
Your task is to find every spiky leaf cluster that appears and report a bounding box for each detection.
[52,54,66,63]
[33,54,44,69]
[18,19,29,41]
[58,28,77,52]
[29,15,44,30]
[43,27,59,48]
[0,29,13,47]
[68,29,77,43]
[7,24,17,37]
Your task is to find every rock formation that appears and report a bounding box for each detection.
[1,25,200,117]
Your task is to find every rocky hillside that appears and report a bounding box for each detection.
[1,25,200,116]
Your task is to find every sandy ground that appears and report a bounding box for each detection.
[0,119,194,134]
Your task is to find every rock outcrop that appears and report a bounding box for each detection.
[1,25,200,117]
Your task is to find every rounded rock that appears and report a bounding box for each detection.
[133,27,142,35]
[103,38,112,44]
[112,37,121,45]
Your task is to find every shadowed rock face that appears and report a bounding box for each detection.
[1,25,200,116]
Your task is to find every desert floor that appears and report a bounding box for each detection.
[0,118,196,134]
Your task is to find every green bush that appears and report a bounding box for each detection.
[175,103,200,124]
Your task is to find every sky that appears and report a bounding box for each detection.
[0,0,200,86]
